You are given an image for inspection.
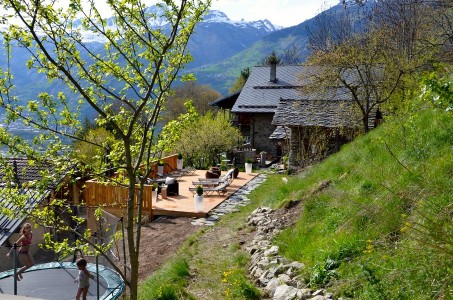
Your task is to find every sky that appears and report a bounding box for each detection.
[2,0,341,29]
[81,0,341,28]
[210,0,340,27]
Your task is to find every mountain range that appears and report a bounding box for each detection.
[0,2,349,117]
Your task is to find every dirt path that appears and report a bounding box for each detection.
[132,201,302,284]
[135,216,200,282]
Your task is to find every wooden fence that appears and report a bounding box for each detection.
[83,180,154,220]
[82,154,179,221]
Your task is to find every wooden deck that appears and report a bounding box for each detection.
[152,169,258,218]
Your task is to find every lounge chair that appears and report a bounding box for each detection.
[156,163,183,179]
[189,181,230,196]
[196,168,235,185]
[180,166,196,176]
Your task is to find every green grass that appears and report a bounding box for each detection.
[137,108,453,299]
[137,257,193,300]
[274,109,453,298]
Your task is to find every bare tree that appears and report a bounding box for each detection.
[303,30,403,132]
[307,3,360,53]
[303,0,452,133]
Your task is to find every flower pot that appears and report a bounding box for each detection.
[233,167,239,179]
[194,194,203,212]
[245,163,252,174]
[176,158,183,170]
[152,189,158,202]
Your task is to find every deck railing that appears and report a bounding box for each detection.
[82,154,180,221]
[83,180,154,220]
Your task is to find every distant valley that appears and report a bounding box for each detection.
[0,2,349,139]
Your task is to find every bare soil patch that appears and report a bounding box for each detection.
[135,216,199,282]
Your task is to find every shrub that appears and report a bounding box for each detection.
[196,185,203,196]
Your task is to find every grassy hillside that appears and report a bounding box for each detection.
[275,109,453,299]
[137,107,452,299]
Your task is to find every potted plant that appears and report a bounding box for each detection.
[177,153,183,170]
[245,158,253,174]
[194,185,203,212]
[157,160,165,175]
[151,183,159,202]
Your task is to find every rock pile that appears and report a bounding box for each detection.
[246,206,334,300]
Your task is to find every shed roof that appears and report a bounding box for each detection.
[269,126,291,140]
[0,158,55,187]
[272,99,376,128]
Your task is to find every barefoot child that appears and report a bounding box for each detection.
[6,223,34,281]
[74,258,95,300]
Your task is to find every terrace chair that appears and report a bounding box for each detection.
[180,166,196,176]
[196,168,235,185]
[156,163,183,179]
[189,181,230,196]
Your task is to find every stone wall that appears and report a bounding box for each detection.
[247,207,335,300]
[250,113,277,155]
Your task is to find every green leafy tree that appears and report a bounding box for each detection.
[229,67,250,94]
[421,70,453,113]
[0,1,210,299]
[73,127,117,172]
[157,100,199,156]
[163,81,220,123]
[175,111,242,168]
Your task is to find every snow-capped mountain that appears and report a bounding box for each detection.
[202,10,282,32]
[73,6,280,65]
[187,9,280,67]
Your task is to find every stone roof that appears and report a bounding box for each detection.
[231,65,303,113]
[272,99,377,128]
[269,126,291,140]
[231,65,357,114]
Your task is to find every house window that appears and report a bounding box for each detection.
[238,114,251,126]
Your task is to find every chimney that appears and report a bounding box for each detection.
[270,62,277,83]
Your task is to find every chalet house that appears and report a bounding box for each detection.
[230,64,303,156]
[219,64,379,167]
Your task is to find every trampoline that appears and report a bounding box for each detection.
[0,262,124,299]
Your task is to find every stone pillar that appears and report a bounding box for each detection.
[260,152,267,168]
[289,127,302,167]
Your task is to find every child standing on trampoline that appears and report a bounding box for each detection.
[75,258,95,300]
[6,223,34,281]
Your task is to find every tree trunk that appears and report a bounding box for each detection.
[363,113,370,133]
[127,176,139,300]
